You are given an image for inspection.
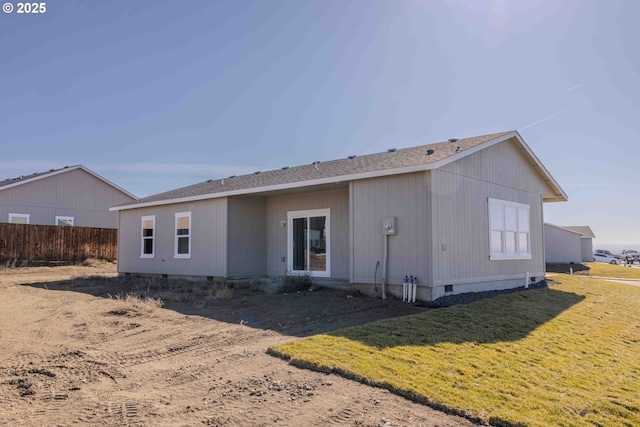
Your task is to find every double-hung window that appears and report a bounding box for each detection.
[489,198,531,260]
[9,213,30,224]
[174,212,191,259]
[141,215,155,258]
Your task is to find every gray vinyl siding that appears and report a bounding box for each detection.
[439,138,556,196]
[544,224,582,263]
[117,198,228,277]
[265,188,349,279]
[351,172,431,286]
[430,167,546,288]
[227,196,267,277]
[428,138,555,294]
[581,238,594,262]
[0,168,134,228]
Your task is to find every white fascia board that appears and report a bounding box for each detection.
[544,222,584,236]
[110,163,437,211]
[0,164,137,200]
[0,165,84,192]
[111,131,539,212]
[111,159,448,211]
[77,166,138,200]
[512,132,568,202]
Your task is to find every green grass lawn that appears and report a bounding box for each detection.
[269,275,640,427]
[586,262,640,279]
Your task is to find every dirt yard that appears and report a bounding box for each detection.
[0,264,474,427]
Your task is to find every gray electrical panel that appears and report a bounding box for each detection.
[382,216,396,235]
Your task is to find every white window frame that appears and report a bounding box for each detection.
[488,198,531,260]
[9,213,30,224]
[174,212,192,259]
[55,216,74,226]
[287,208,331,278]
[140,215,155,259]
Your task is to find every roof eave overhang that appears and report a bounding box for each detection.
[512,132,568,203]
[0,165,137,200]
[111,161,446,211]
[544,222,584,236]
[543,195,569,203]
[111,131,566,211]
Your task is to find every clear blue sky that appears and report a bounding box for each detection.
[1,0,638,247]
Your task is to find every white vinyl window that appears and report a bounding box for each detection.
[9,213,30,224]
[489,198,531,260]
[287,208,330,277]
[55,216,74,226]
[141,215,155,258]
[174,212,191,259]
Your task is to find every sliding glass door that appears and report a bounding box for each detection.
[287,209,330,277]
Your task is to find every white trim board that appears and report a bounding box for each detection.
[110,131,567,211]
[287,208,331,278]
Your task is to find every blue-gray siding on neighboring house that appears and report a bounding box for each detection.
[0,166,135,229]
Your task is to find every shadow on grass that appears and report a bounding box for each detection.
[18,274,427,338]
[326,287,585,348]
[18,274,584,343]
[546,262,590,275]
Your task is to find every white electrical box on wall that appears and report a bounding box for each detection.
[382,216,396,235]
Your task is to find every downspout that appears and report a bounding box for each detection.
[540,194,546,280]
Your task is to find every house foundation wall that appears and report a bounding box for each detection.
[351,282,433,302]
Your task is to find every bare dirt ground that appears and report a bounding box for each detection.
[0,264,475,427]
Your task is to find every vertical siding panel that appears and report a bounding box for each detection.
[0,168,135,228]
[544,224,582,263]
[116,198,228,277]
[265,188,349,279]
[432,168,545,285]
[439,139,553,196]
[352,172,430,286]
[227,196,266,277]
[423,171,433,287]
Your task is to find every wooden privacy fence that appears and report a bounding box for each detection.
[0,223,118,262]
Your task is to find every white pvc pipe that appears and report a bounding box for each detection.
[525,272,529,289]
[402,276,407,302]
[381,235,388,300]
[412,277,417,303]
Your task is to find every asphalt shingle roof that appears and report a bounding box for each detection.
[0,165,76,190]
[119,131,513,207]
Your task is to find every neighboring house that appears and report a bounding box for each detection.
[0,165,136,229]
[111,131,567,301]
[562,226,596,262]
[544,223,583,264]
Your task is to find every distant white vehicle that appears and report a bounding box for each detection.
[593,252,620,265]
[594,249,617,256]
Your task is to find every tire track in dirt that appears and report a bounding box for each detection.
[1,265,476,427]
[97,324,281,369]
